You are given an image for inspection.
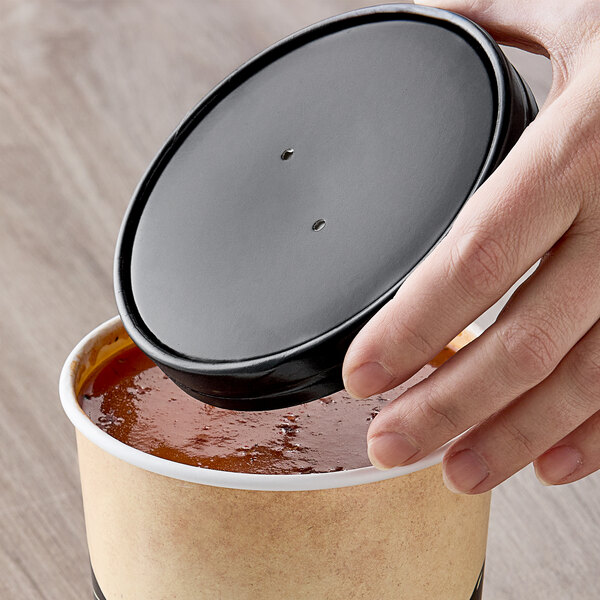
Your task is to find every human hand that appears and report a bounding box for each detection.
[342,0,600,493]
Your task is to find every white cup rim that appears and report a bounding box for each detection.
[60,316,482,491]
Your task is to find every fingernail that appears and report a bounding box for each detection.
[367,432,420,469]
[443,449,490,494]
[344,362,395,399]
[535,446,583,485]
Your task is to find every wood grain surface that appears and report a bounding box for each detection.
[0,1,597,599]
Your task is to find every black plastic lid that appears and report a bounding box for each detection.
[115,4,537,410]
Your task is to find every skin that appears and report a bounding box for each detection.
[342,0,600,494]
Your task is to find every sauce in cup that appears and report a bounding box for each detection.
[78,332,469,474]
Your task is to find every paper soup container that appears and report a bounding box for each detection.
[60,316,490,600]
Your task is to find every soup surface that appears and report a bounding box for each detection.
[79,334,468,474]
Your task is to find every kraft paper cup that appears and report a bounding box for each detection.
[60,317,490,600]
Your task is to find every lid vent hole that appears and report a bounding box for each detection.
[280,148,294,160]
[312,219,326,232]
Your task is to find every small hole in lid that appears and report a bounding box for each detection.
[312,219,326,232]
[280,148,294,160]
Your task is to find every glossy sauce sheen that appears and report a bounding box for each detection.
[79,343,460,474]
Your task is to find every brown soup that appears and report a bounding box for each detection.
[79,334,468,474]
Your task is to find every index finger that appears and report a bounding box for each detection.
[342,105,579,399]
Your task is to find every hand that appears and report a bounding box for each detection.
[342,0,600,494]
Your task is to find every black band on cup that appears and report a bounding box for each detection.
[470,564,485,600]
[91,567,106,600]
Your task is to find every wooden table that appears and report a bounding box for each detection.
[0,2,597,598]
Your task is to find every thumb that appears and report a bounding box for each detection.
[414,0,562,57]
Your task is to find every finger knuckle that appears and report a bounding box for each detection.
[588,411,600,439]
[448,230,511,302]
[540,91,600,208]
[495,413,537,458]
[495,318,562,386]
[384,313,435,359]
[568,342,600,406]
[410,379,459,435]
